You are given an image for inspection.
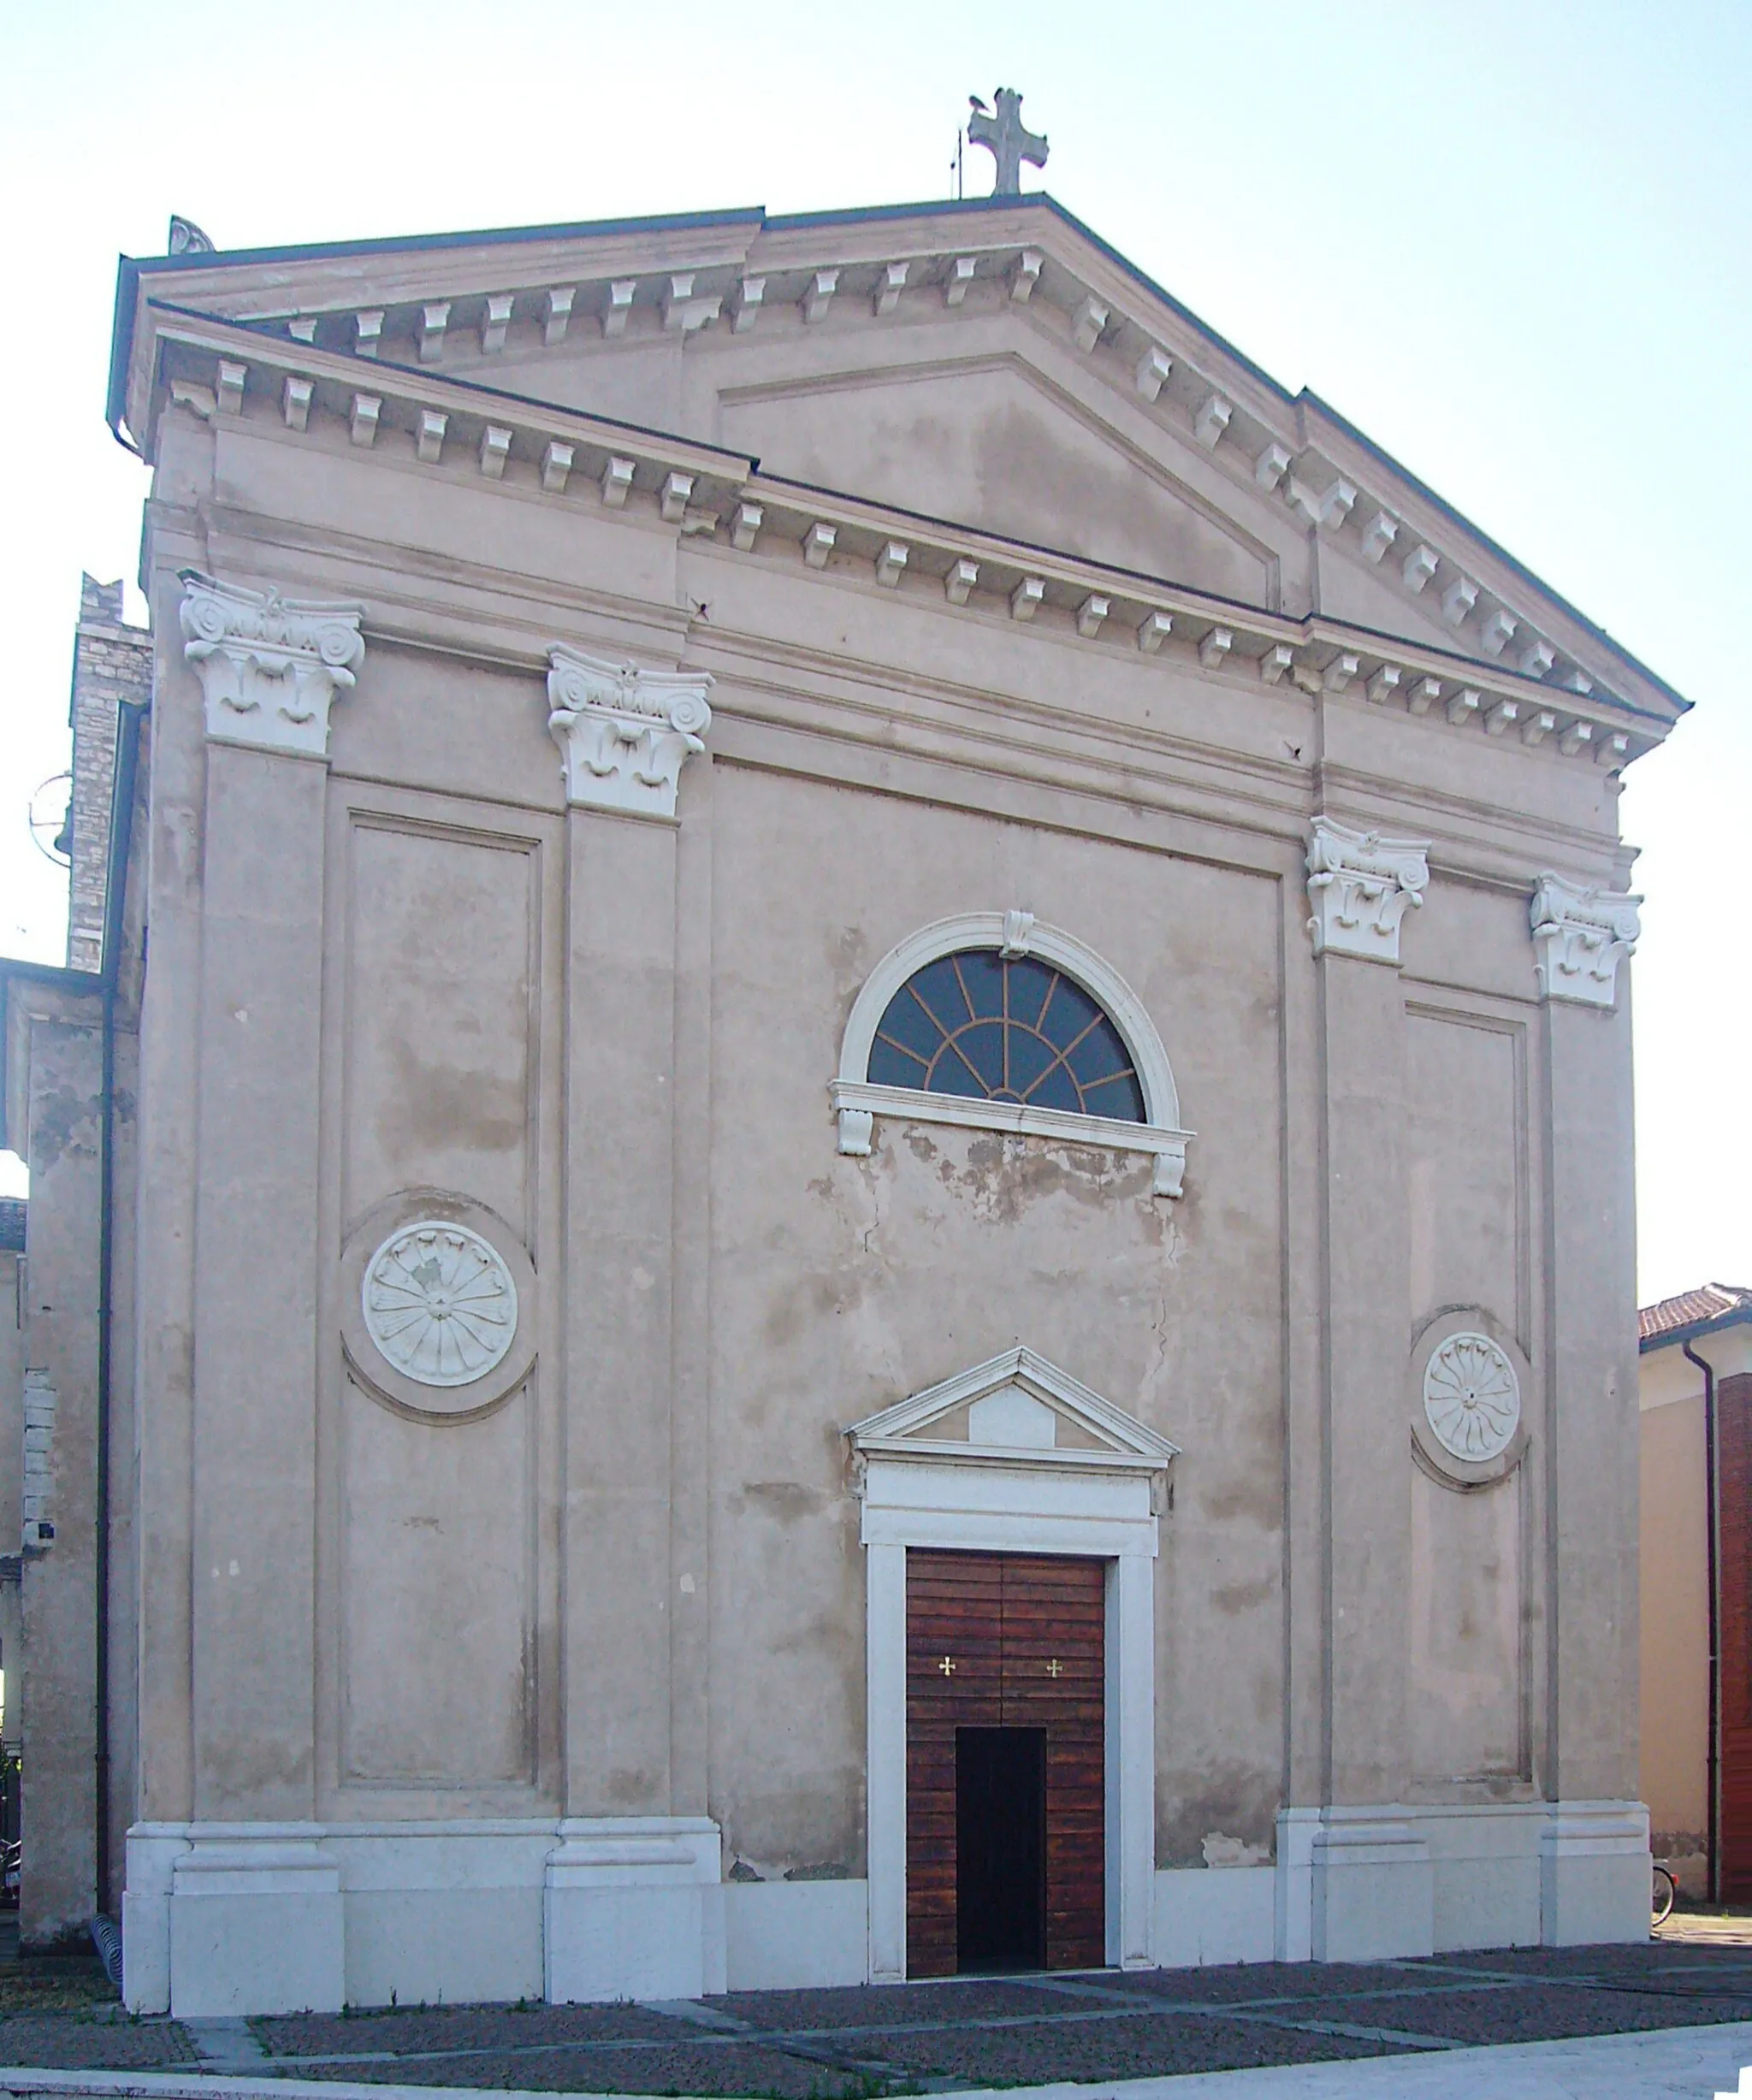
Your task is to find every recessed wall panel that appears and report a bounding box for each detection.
[333,810,544,1791]
[1410,1467,1523,1781]
[1405,1008,1524,1338]
[340,1376,535,1785]
[342,818,536,1237]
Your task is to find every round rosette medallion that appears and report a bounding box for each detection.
[363,1222,517,1387]
[1408,1309,1530,1489]
[340,1192,537,1420]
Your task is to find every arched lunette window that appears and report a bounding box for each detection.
[831,913,1191,1198]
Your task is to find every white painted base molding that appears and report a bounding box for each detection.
[158,1834,344,2017]
[1155,1866,1276,1967]
[543,1819,725,2002]
[1541,1802,1654,1946]
[1269,1800,1649,1965]
[123,1800,1649,2014]
[1311,1814,1435,1963]
[724,1878,869,1991]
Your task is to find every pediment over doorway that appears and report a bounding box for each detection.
[846,1346,1178,1476]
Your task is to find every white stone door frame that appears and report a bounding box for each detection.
[857,1458,1160,1979]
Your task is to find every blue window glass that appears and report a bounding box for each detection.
[867,951,1146,1123]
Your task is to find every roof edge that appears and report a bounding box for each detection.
[104,189,1690,717]
[1639,1304,1752,1355]
[1303,390,1690,719]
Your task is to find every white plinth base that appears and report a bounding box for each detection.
[723,1878,868,1991]
[543,1819,725,2003]
[120,1799,1648,2011]
[124,1817,720,2014]
[1154,1866,1275,1967]
[1541,1801,1651,1946]
[168,1835,343,2016]
[1311,1813,1435,1961]
[1270,1801,1649,1965]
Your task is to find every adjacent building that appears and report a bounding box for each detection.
[1639,1284,1752,1898]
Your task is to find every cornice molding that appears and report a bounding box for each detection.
[151,312,1666,783]
[120,207,1686,727]
[178,569,365,759]
[1305,815,1429,967]
[1529,873,1641,1009]
[545,644,713,819]
[176,501,1635,897]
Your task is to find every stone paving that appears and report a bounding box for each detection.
[6,1938,1752,2093]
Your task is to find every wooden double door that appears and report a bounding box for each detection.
[906,1549,1105,1975]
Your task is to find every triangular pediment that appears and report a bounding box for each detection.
[714,347,1281,607]
[114,194,1686,729]
[847,1346,1178,1473]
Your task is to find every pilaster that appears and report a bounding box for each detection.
[181,575,364,1825]
[555,649,712,1824]
[1307,819,1429,1819]
[131,547,209,1838]
[1539,976,1641,1819]
[669,758,715,1817]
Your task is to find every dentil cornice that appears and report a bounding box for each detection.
[1305,815,1430,967]
[1530,873,1641,1009]
[122,202,1687,731]
[178,570,366,760]
[146,311,1666,775]
[546,643,713,819]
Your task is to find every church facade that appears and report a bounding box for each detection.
[3,187,1683,2013]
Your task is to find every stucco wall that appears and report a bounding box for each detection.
[1640,1357,1708,1866]
[705,765,1287,1871]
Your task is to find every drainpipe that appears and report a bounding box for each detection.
[93,694,145,1921]
[1683,1338,1719,1907]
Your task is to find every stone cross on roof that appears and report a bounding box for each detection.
[968,89,1047,197]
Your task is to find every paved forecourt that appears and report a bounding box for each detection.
[8,1939,1752,2094]
[1,2022,1751,2098]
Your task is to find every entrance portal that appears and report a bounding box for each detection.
[906,1549,1105,1976]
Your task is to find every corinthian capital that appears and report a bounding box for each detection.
[546,643,713,820]
[1530,874,1641,1008]
[179,571,366,760]
[1305,815,1430,966]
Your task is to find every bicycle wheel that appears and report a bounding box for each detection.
[1652,1863,1677,1927]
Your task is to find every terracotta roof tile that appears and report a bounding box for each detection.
[1639,1283,1752,1346]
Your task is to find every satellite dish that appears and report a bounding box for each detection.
[28,773,71,867]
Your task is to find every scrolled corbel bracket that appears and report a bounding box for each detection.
[546,642,713,820]
[1305,814,1430,967]
[837,1106,875,1157]
[178,570,366,760]
[1530,873,1641,1009]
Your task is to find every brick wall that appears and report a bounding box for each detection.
[65,576,151,975]
[1719,1372,1752,1896]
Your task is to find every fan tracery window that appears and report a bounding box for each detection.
[831,913,1191,1198]
[867,952,1145,1123]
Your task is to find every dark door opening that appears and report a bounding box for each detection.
[956,1726,1045,1972]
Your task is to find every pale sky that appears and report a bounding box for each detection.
[0,0,1746,1303]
